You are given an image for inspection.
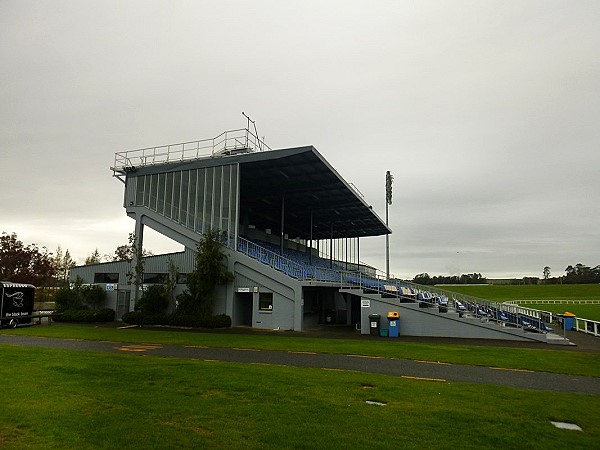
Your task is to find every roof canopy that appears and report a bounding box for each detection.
[236,146,389,240]
[131,144,390,240]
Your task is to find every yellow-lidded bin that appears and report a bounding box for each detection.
[387,311,400,337]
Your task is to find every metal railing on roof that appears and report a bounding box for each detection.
[112,128,272,174]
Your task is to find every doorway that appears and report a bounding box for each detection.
[235,292,253,326]
[116,290,131,320]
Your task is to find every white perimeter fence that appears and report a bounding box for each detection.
[503,300,600,337]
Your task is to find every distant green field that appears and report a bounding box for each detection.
[438,284,600,301]
[440,284,600,321]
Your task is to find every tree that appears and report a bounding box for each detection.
[0,232,55,286]
[413,273,432,285]
[54,276,84,312]
[85,249,103,265]
[113,233,153,262]
[563,263,600,284]
[54,276,106,311]
[134,258,178,315]
[543,266,551,280]
[53,246,76,286]
[176,229,234,317]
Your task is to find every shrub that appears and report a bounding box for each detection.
[121,311,170,326]
[53,278,107,312]
[135,285,169,315]
[82,285,106,309]
[169,313,231,328]
[53,286,82,312]
[54,308,115,323]
[120,311,231,329]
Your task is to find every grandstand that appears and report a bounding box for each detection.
[70,128,567,344]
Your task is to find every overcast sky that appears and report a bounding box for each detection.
[2,0,599,280]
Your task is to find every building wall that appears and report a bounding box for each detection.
[70,245,306,331]
[229,249,302,331]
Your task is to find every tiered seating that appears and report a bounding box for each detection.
[237,237,553,332]
[237,238,346,281]
[455,300,552,333]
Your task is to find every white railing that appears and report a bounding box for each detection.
[509,299,600,305]
[112,128,271,173]
[575,318,600,337]
[503,301,600,337]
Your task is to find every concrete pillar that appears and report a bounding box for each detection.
[130,215,145,310]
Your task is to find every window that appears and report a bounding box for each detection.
[165,172,174,218]
[177,273,189,284]
[173,171,181,222]
[204,167,214,229]
[94,273,119,283]
[188,169,197,229]
[149,174,158,210]
[135,176,145,206]
[142,273,168,284]
[195,168,205,233]
[180,170,189,226]
[259,292,273,311]
[157,173,166,215]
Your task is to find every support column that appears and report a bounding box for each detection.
[234,163,241,251]
[329,224,333,269]
[357,237,360,272]
[130,215,145,310]
[345,237,348,270]
[385,200,390,279]
[280,192,285,256]
[309,210,313,265]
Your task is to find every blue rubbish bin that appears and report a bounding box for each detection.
[387,311,399,337]
[563,312,576,331]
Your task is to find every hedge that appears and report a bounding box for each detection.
[121,312,231,329]
[54,308,115,323]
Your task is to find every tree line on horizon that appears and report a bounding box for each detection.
[413,263,600,285]
[412,272,487,285]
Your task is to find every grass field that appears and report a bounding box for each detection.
[438,284,600,301]
[0,344,598,449]
[3,324,600,377]
[440,284,600,321]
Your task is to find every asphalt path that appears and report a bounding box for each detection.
[1,334,599,396]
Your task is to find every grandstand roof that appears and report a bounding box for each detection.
[132,145,390,240]
[237,146,390,240]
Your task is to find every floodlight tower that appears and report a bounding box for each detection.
[385,170,393,279]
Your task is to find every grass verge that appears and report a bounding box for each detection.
[0,345,598,449]
[2,324,599,377]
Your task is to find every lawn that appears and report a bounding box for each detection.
[3,324,600,377]
[0,345,598,449]
[440,284,600,302]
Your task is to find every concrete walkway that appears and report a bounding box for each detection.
[1,333,599,396]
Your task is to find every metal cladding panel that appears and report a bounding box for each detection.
[70,250,198,285]
[143,249,197,273]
